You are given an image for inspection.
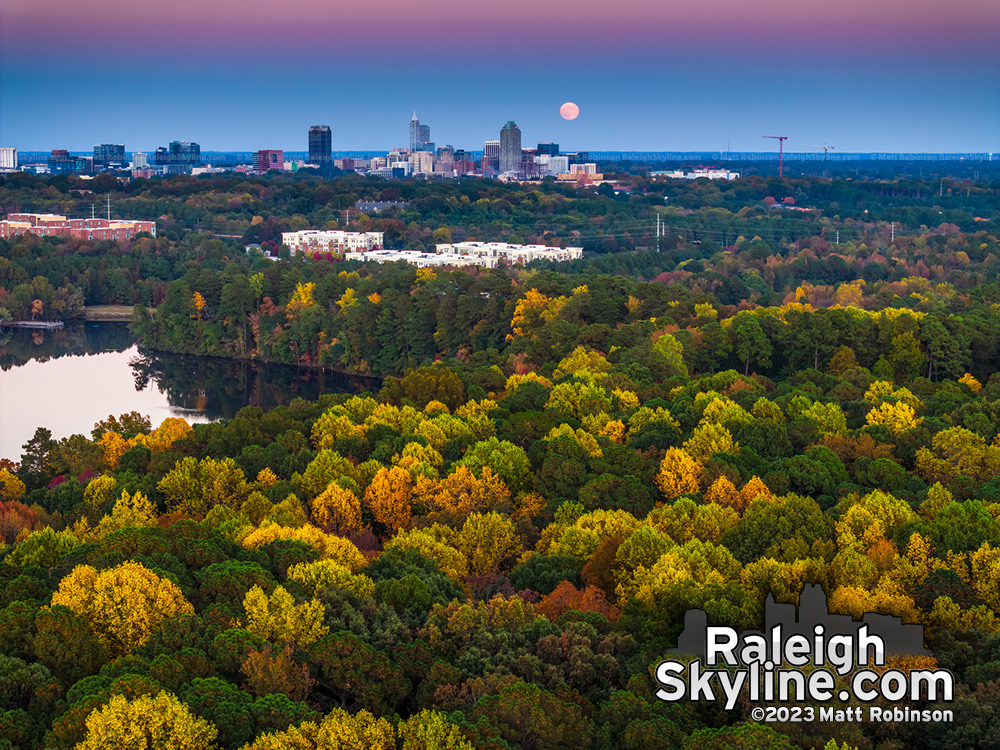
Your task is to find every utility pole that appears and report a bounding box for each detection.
[836,230,839,245]
[891,222,895,242]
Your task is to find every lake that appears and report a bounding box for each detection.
[0,323,379,462]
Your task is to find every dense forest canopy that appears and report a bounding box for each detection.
[1,168,999,749]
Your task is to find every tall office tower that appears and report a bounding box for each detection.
[93,144,125,167]
[155,141,201,167]
[482,140,500,174]
[536,142,559,156]
[410,112,431,152]
[132,152,148,168]
[499,121,521,174]
[309,125,332,164]
[0,148,16,170]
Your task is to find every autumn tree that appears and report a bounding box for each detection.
[241,642,313,701]
[50,562,193,655]
[0,468,27,501]
[399,710,475,750]
[417,465,511,517]
[239,708,394,750]
[310,483,362,534]
[76,691,217,750]
[705,476,744,514]
[190,291,207,320]
[363,466,414,532]
[655,448,701,500]
[456,511,522,576]
[243,584,329,648]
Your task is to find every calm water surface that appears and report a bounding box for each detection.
[0,323,377,461]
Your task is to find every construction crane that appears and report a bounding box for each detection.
[763,135,788,177]
[806,143,836,175]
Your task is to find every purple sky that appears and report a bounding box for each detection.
[1,0,997,153]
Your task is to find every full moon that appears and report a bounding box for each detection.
[560,102,579,120]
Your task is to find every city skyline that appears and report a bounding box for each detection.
[1,1,998,152]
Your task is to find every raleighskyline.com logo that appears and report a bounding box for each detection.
[655,584,956,723]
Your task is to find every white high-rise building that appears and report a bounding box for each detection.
[0,148,17,170]
[132,152,148,169]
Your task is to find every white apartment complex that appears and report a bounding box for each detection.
[281,230,385,254]
[344,242,583,269]
[435,241,583,265]
[653,168,740,181]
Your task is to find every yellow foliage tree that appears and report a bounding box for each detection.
[51,562,194,655]
[239,709,395,750]
[399,710,475,750]
[290,281,316,307]
[241,523,367,571]
[287,560,375,598]
[100,431,129,470]
[311,410,365,451]
[740,476,774,505]
[915,427,1000,484]
[310,483,362,534]
[617,539,742,605]
[92,490,158,538]
[336,288,358,311]
[919,482,953,520]
[384,528,468,582]
[190,291,206,320]
[864,381,922,410]
[704,476,744,514]
[683,423,738,462]
[865,401,922,436]
[456,511,522,576]
[0,468,26,500]
[826,346,859,376]
[655,448,701,500]
[363,466,414,532]
[959,373,982,393]
[157,456,251,516]
[76,691,217,750]
[827,578,919,623]
[968,543,1000,609]
[552,347,612,383]
[138,417,193,453]
[929,596,1000,633]
[415,465,510,516]
[243,584,329,647]
[504,371,553,391]
[647,498,740,545]
[509,288,551,340]
[547,509,640,561]
[835,491,915,552]
[83,474,118,512]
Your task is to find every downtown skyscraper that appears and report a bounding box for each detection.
[410,113,431,152]
[309,125,332,165]
[499,121,521,175]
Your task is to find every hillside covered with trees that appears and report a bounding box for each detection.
[1,169,999,749]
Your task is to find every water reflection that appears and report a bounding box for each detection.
[0,322,133,370]
[0,323,380,460]
[129,350,379,421]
